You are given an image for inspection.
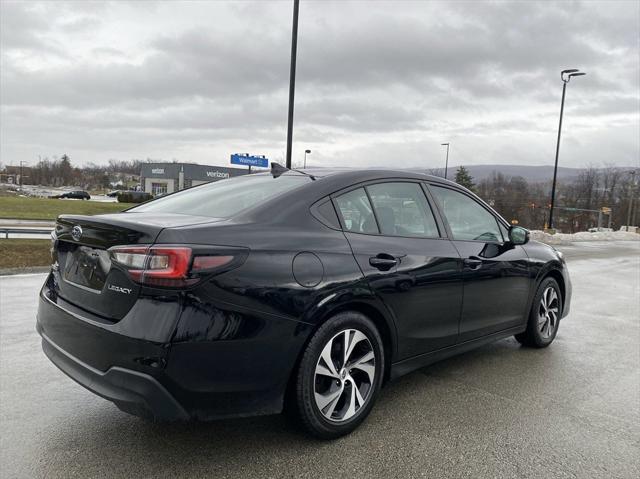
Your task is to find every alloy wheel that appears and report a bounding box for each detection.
[538,286,559,339]
[313,329,376,422]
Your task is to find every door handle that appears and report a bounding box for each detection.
[464,256,483,270]
[369,254,398,271]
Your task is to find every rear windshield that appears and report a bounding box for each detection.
[129,174,309,218]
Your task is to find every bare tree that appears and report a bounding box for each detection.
[600,163,623,205]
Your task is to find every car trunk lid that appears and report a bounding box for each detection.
[52,213,219,321]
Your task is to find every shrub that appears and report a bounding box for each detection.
[117,191,152,203]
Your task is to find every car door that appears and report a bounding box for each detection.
[333,181,463,360]
[428,184,530,342]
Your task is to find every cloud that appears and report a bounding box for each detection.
[1,0,638,170]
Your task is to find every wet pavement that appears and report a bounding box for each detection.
[1,241,638,478]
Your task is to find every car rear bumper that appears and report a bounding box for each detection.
[37,278,311,421]
[39,325,188,420]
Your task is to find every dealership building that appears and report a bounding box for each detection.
[140,163,249,195]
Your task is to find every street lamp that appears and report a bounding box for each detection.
[548,69,586,230]
[304,149,311,169]
[285,0,300,169]
[441,143,450,179]
[19,161,27,187]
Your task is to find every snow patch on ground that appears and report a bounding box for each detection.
[530,230,640,245]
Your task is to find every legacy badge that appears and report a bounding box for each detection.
[108,284,132,295]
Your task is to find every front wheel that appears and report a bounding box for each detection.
[292,311,384,439]
[515,277,562,348]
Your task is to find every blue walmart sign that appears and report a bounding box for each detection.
[230,154,269,168]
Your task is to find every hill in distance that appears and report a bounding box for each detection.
[424,164,636,183]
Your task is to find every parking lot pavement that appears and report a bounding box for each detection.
[1,242,638,479]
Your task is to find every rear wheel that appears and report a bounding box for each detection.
[516,277,562,348]
[292,311,384,439]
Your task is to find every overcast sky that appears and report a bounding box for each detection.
[1,0,638,171]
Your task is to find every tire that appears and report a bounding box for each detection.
[516,277,562,348]
[292,311,384,439]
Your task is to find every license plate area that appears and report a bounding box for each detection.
[61,243,111,292]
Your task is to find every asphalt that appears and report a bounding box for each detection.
[0,241,638,478]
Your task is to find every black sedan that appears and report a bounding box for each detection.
[56,190,91,200]
[37,166,571,438]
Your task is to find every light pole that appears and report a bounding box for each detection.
[548,69,586,230]
[441,143,450,179]
[627,170,637,230]
[304,149,311,169]
[285,0,300,169]
[19,160,27,187]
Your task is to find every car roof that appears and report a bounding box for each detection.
[254,167,458,187]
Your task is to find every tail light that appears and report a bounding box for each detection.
[109,245,236,287]
[50,231,57,262]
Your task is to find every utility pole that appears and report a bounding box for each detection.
[441,143,450,179]
[548,69,586,230]
[285,0,300,169]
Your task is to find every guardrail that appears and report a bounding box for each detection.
[0,228,53,239]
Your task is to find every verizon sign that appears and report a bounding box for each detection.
[151,168,165,174]
[206,171,230,179]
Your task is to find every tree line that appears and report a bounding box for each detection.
[13,156,148,190]
[452,164,637,232]
[2,155,636,232]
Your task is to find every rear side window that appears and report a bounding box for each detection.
[334,188,378,233]
[311,199,341,229]
[367,182,439,238]
[430,185,502,242]
[130,175,309,218]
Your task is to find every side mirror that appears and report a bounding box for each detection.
[509,226,529,245]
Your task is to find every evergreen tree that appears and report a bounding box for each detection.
[59,154,73,185]
[454,166,475,191]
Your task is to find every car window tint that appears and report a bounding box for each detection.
[431,186,502,242]
[334,188,378,234]
[366,183,439,238]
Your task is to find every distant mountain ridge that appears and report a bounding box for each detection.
[425,164,636,183]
